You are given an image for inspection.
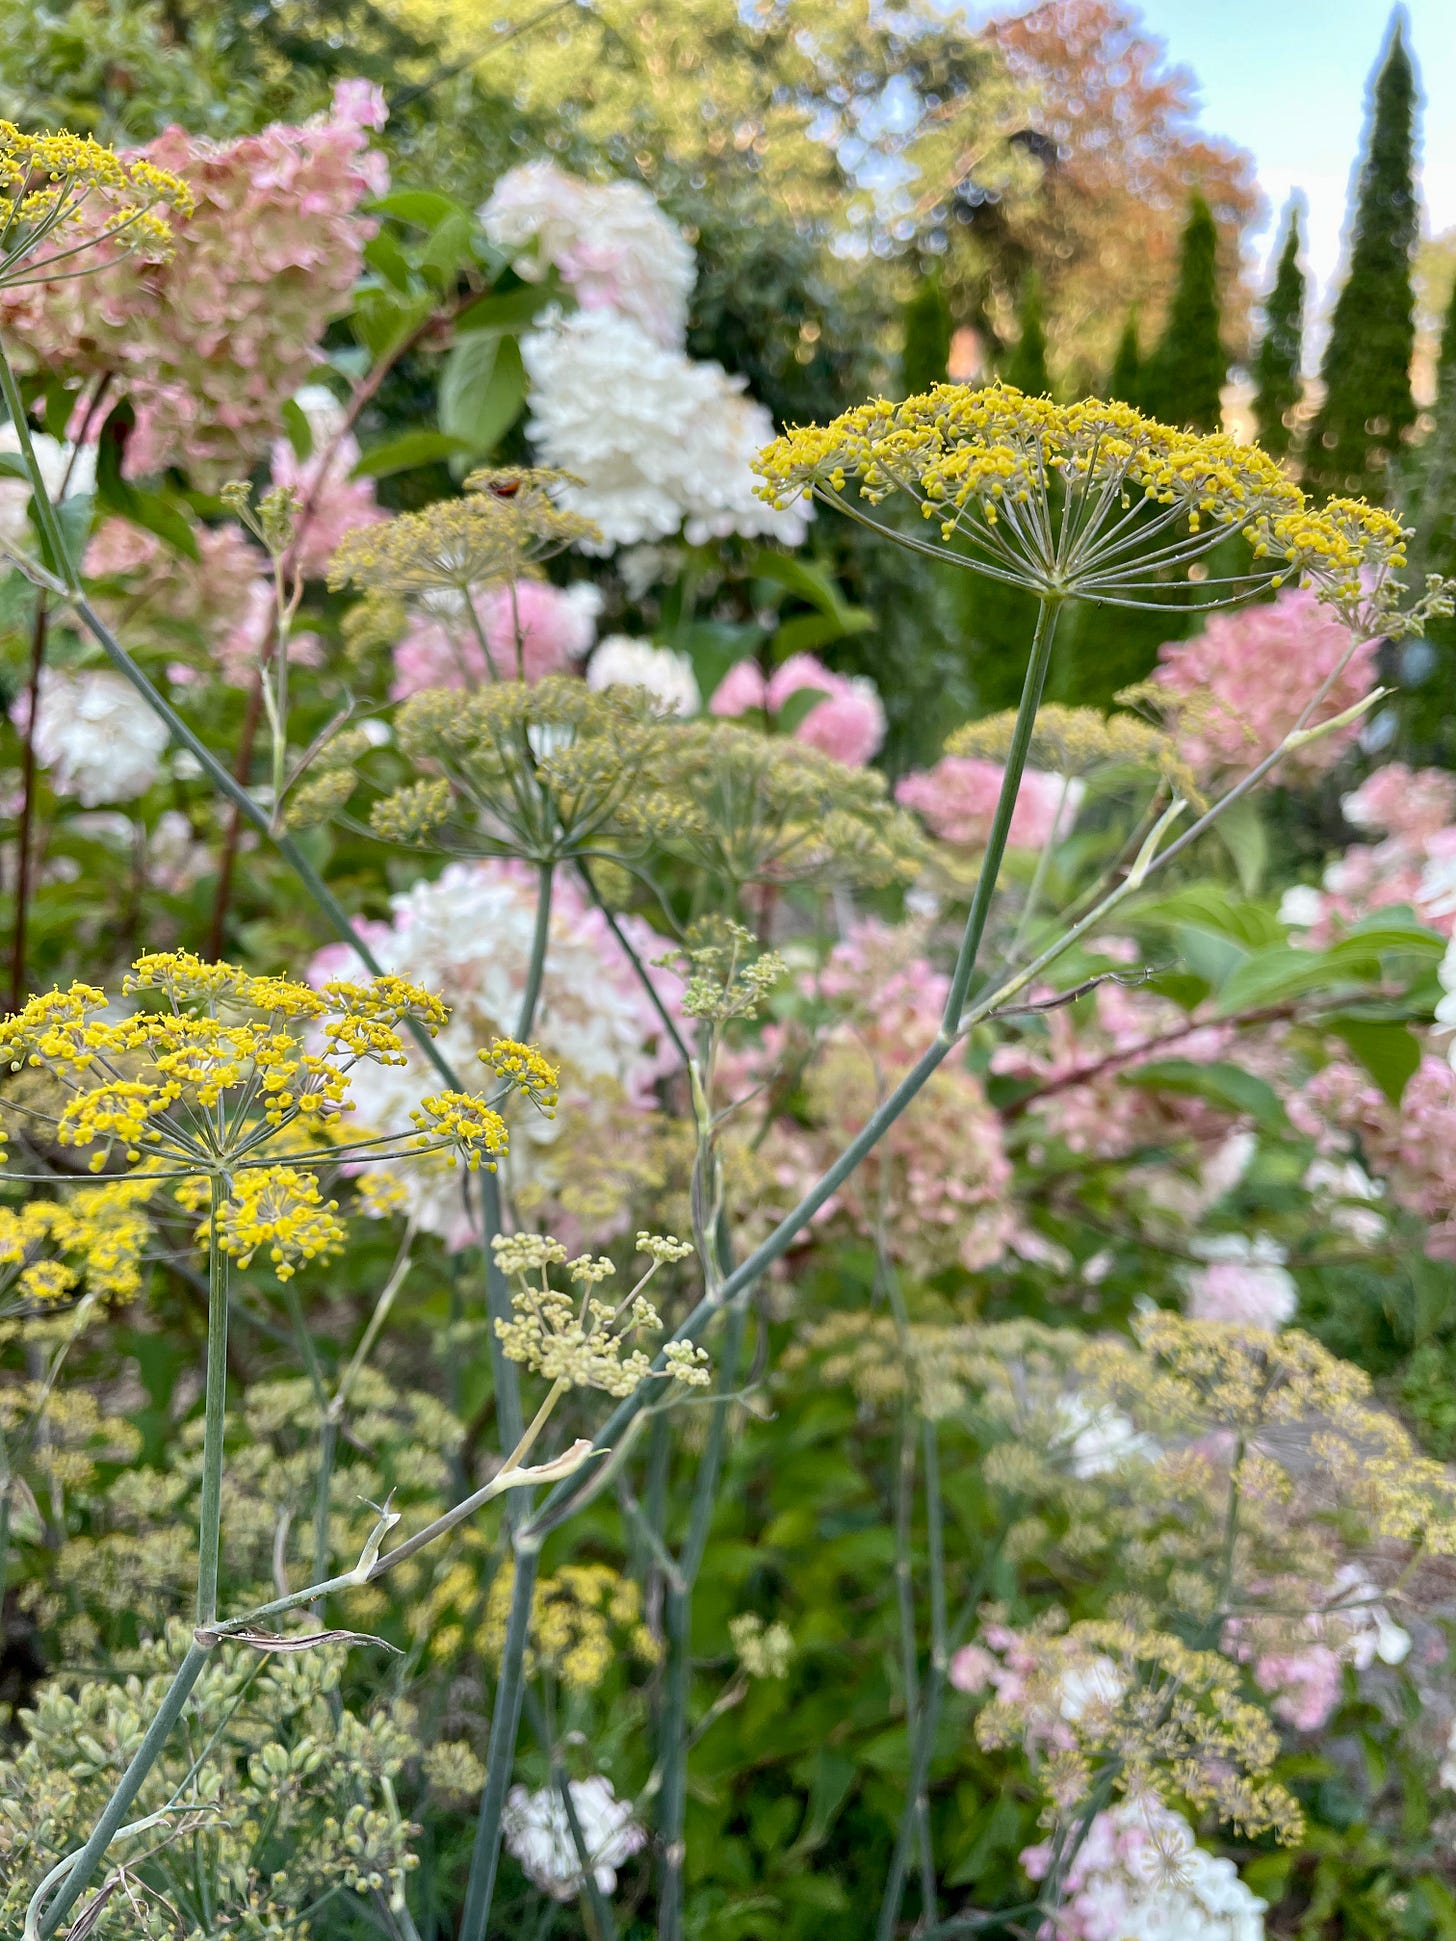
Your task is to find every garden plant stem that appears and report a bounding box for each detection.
[195,1177,233,1629]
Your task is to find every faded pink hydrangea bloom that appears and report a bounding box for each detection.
[1153,587,1377,786]
[0,83,388,485]
[1279,762,1456,944]
[1181,1236,1297,1332]
[1291,1052,1456,1262]
[990,977,1236,1162]
[709,652,885,766]
[736,921,1013,1276]
[1224,1567,1410,1732]
[895,754,1073,849]
[85,516,283,689]
[1343,763,1456,844]
[388,580,604,697]
[1020,1797,1266,1940]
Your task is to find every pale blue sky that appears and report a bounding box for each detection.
[1134,1,1456,306]
[983,2,1456,316]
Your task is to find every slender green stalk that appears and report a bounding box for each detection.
[459,1535,542,1939]
[196,1176,232,1628]
[523,1685,619,1941]
[517,862,554,1041]
[879,1235,935,1922]
[941,597,1060,1031]
[656,1293,748,1941]
[0,344,73,580]
[575,858,692,1070]
[31,1641,213,1939]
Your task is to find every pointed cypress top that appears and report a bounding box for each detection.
[1307,14,1419,497]
[1252,198,1306,460]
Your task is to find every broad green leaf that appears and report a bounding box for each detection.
[94,410,199,561]
[362,230,414,293]
[775,684,830,733]
[371,188,466,228]
[1134,883,1286,951]
[439,331,525,455]
[772,607,873,656]
[280,397,312,462]
[352,286,434,363]
[1212,792,1267,894]
[1122,1058,1284,1127]
[0,451,30,481]
[1175,923,1247,990]
[456,281,560,334]
[687,622,767,703]
[1213,945,1363,1016]
[352,429,474,478]
[1326,1016,1421,1104]
[420,210,476,287]
[748,549,847,615]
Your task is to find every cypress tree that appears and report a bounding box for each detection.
[1306,17,1418,499]
[1252,201,1306,460]
[1107,311,1142,407]
[902,273,952,396]
[1005,275,1051,395]
[1141,194,1226,430]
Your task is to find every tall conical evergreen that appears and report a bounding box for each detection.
[1107,311,1142,407]
[1398,276,1456,762]
[1307,17,1418,499]
[1005,275,1051,395]
[902,273,952,396]
[1141,194,1226,430]
[1252,201,1306,460]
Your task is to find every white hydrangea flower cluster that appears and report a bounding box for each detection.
[502,1774,646,1902]
[586,634,700,715]
[483,160,808,554]
[1181,1234,1298,1333]
[1023,1798,1266,1941]
[1053,1393,1158,1480]
[0,423,97,549]
[521,309,811,551]
[307,860,680,1247]
[15,668,169,806]
[481,160,695,349]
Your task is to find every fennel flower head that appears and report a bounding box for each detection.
[329,468,601,610]
[0,951,557,1282]
[754,384,1410,628]
[0,121,192,285]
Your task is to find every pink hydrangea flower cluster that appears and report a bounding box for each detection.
[88,516,324,691]
[894,754,1074,849]
[1020,1798,1267,1941]
[1224,1567,1410,1733]
[1291,1052,1456,1261]
[739,922,1013,1276]
[0,82,388,486]
[1152,588,1377,786]
[709,653,886,767]
[85,516,282,688]
[388,581,604,697]
[1180,1236,1297,1332]
[990,976,1236,1161]
[1280,763,1456,944]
